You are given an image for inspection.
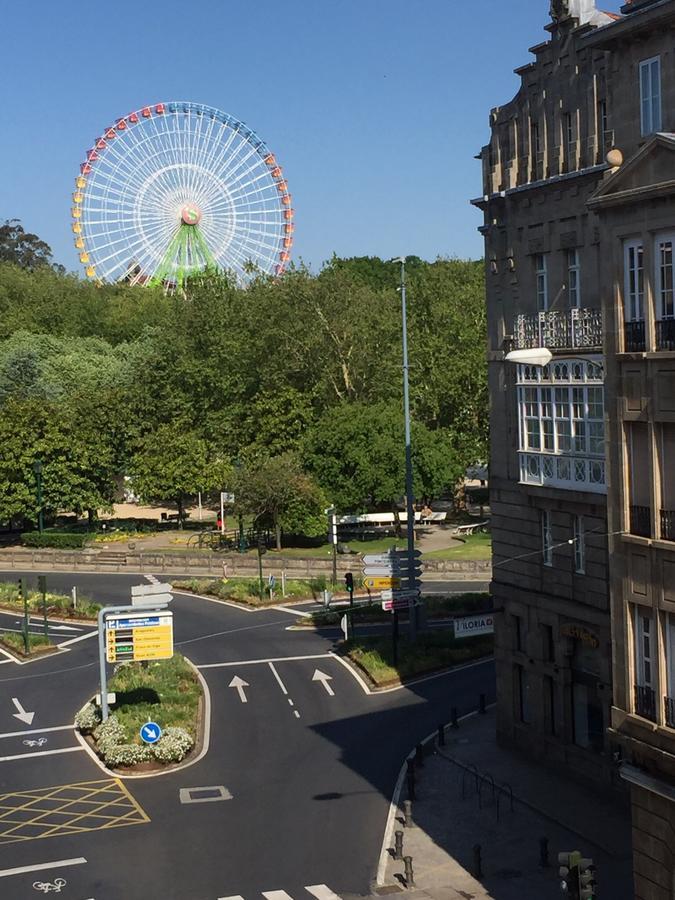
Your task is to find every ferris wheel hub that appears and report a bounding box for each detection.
[181,204,202,226]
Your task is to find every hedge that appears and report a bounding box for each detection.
[21,532,89,549]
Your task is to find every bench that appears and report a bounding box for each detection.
[420,511,448,525]
[453,520,489,536]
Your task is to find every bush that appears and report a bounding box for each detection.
[75,702,101,733]
[152,727,194,763]
[21,532,89,549]
[93,714,127,752]
[102,743,153,767]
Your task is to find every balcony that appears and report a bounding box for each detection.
[635,684,657,722]
[519,453,606,494]
[657,319,675,351]
[661,509,675,542]
[630,505,651,538]
[665,696,675,729]
[513,308,602,352]
[624,320,646,352]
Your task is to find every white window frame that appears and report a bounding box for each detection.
[567,248,581,308]
[666,614,675,701]
[655,233,675,321]
[624,240,644,322]
[634,607,654,690]
[541,509,553,566]
[573,515,585,574]
[535,254,548,311]
[640,56,662,136]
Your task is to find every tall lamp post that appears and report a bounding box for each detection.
[33,459,44,534]
[393,256,417,640]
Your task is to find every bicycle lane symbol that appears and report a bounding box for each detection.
[33,878,66,892]
[23,738,48,748]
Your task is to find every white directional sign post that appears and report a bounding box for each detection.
[361,548,424,665]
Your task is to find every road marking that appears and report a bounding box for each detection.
[32,876,67,892]
[56,630,97,648]
[268,662,288,695]
[0,857,87,878]
[179,785,232,804]
[306,885,342,900]
[312,669,335,696]
[263,891,295,900]
[293,710,300,718]
[198,653,333,669]
[0,746,84,763]
[0,724,73,741]
[287,699,294,706]
[228,675,249,703]
[12,697,35,725]
[218,895,245,900]
[271,605,311,618]
[145,574,160,584]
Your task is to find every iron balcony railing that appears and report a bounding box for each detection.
[661,510,675,542]
[630,505,651,538]
[624,320,646,352]
[665,696,675,729]
[513,308,602,352]
[657,319,675,351]
[635,684,657,722]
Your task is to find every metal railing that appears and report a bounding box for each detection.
[513,308,602,351]
[624,320,646,352]
[630,505,651,538]
[635,684,657,722]
[661,510,675,542]
[665,696,675,729]
[657,319,675,351]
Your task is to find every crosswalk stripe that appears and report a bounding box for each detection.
[305,885,342,900]
[262,892,295,900]
[217,895,245,900]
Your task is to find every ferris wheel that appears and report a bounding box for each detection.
[71,101,294,286]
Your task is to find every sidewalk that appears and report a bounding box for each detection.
[365,709,633,900]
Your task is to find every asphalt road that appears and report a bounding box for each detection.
[0,571,495,900]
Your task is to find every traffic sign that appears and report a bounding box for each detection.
[105,610,174,663]
[268,574,276,588]
[381,589,420,612]
[140,722,162,744]
[363,576,401,590]
[363,566,403,577]
[131,582,172,597]
[381,589,421,602]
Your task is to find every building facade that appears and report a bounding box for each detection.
[583,2,675,897]
[472,0,617,786]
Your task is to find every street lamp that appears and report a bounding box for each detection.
[33,459,44,534]
[393,256,417,640]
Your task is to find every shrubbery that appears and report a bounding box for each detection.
[21,532,89,549]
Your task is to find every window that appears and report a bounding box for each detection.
[513,614,523,652]
[564,112,576,168]
[657,237,674,320]
[531,120,541,155]
[666,614,675,700]
[535,254,548,311]
[572,683,604,752]
[516,359,606,493]
[624,241,644,322]
[542,624,555,662]
[640,56,661,136]
[545,675,556,736]
[598,98,608,143]
[573,515,585,574]
[567,249,580,307]
[541,510,552,566]
[517,665,531,724]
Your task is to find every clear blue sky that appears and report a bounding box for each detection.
[2,1,622,273]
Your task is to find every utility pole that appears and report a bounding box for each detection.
[395,257,417,640]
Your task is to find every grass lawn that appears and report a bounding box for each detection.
[423,532,492,560]
[0,631,54,656]
[344,629,493,686]
[0,582,101,620]
[306,592,491,628]
[171,576,328,606]
[107,654,200,742]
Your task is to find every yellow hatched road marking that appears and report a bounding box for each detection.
[0,778,149,844]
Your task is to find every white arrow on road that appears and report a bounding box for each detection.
[228,675,249,703]
[11,698,35,725]
[312,669,335,696]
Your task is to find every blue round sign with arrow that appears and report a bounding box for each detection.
[140,721,162,744]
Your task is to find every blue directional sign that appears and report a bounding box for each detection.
[140,722,162,744]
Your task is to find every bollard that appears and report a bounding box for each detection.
[403,799,414,828]
[539,836,549,868]
[403,856,415,888]
[472,843,482,879]
[406,769,416,801]
[416,743,425,767]
[479,693,486,715]
[450,706,459,729]
[393,830,404,860]
[437,723,445,746]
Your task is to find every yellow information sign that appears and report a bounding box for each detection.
[362,576,401,590]
[105,611,173,663]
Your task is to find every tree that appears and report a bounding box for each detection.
[129,426,229,525]
[233,453,326,550]
[0,220,60,271]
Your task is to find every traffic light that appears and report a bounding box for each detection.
[578,858,596,899]
[345,572,354,592]
[558,851,581,898]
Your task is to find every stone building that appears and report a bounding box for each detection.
[475,0,675,896]
[472,0,617,786]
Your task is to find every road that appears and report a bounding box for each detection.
[0,571,494,900]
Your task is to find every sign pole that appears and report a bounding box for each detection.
[19,579,29,655]
[392,610,399,666]
[38,575,48,640]
[97,607,110,721]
